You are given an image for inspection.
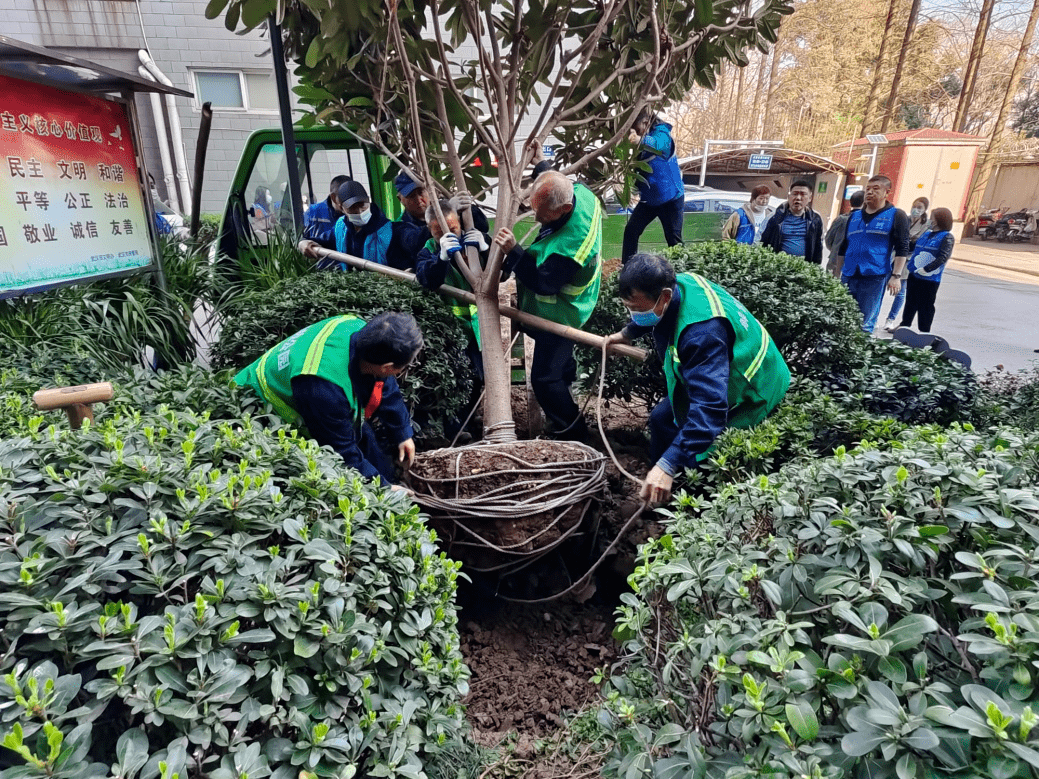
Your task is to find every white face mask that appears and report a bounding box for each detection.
[911,207,924,218]
[347,208,372,226]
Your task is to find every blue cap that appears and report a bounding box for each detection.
[394,172,421,197]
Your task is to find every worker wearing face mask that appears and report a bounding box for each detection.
[327,180,393,269]
[605,253,790,506]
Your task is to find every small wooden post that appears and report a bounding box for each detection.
[32,383,114,430]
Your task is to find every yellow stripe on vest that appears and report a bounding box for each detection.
[743,327,771,381]
[689,273,724,318]
[302,316,350,375]
[255,351,298,421]
[573,198,603,267]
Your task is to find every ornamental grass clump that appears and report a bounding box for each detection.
[0,402,469,779]
[597,425,1039,778]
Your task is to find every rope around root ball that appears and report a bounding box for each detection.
[406,342,652,601]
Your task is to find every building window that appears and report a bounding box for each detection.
[191,70,278,112]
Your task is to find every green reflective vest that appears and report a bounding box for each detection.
[233,315,364,428]
[516,182,603,328]
[424,237,481,346]
[664,274,790,461]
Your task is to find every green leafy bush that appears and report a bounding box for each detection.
[0,236,221,372]
[211,272,477,435]
[818,337,980,428]
[980,365,1039,433]
[578,242,865,406]
[0,342,266,440]
[0,401,469,778]
[695,376,914,489]
[597,425,1039,778]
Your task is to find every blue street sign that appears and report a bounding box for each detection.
[748,154,773,170]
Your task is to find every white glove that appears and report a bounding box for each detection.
[452,191,474,210]
[463,229,488,251]
[439,233,462,260]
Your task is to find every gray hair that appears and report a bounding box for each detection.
[532,171,574,212]
[425,199,457,224]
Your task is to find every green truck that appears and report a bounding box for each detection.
[216,128,728,262]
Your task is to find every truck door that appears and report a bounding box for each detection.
[217,132,397,263]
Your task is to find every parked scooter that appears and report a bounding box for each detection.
[976,207,1003,240]
[995,209,1038,243]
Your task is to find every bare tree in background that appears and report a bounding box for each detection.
[861,0,902,133]
[954,0,997,132]
[964,0,1039,233]
[881,0,925,132]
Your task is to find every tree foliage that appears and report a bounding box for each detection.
[205,0,792,205]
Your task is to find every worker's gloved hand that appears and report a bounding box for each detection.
[439,233,463,261]
[452,191,474,211]
[463,229,488,251]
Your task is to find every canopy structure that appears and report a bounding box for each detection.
[679,147,850,176]
[0,35,190,97]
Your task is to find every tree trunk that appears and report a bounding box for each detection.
[750,51,770,138]
[761,41,783,138]
[880,0,923,133]
[861,0,899,135]
[954,0,995,133]
[733,63,746,138]
[963,0,1039,235]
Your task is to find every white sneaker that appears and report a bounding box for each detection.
[884,320,898,332]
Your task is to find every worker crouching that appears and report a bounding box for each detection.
[606,254,791,506]
[234,312,421,485]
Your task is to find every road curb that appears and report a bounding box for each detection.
[950,256,1039,280]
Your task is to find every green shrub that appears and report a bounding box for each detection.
[0,402,469,778]
[818,337,980,427]
[695,376,915,489]
[578,242,866,406]
[597,425,1039,778]
[980,365,1039,433]
[0,235,220,373]
[211,272,477,436]
[0,342,265,440]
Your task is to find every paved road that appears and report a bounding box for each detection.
[878,266,1039,373]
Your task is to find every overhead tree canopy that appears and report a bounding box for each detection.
[206,0,792,438]
[207,0,792,204]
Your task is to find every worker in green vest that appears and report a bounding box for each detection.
[415,198,489,441]
[493,170,603,440]
[234,312,422,485]
[606,254,790,506]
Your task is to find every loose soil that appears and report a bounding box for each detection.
[441,393,664,776]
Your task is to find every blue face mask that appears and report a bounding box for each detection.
[629,293,666,327]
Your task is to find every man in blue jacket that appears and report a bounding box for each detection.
[837,175,910,333]
[385,171,490,270]
[328,180,393,268]
[761,179,824,264]
[303,175,349,249]
[621,109,685,263]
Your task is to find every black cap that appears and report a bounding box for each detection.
[337,180,369,208]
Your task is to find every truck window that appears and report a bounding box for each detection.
[244,142,305,243]
[306,147,370,203]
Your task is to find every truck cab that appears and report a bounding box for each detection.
[216,127,399,261]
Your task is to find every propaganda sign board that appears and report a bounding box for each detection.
[0,73,156,298]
